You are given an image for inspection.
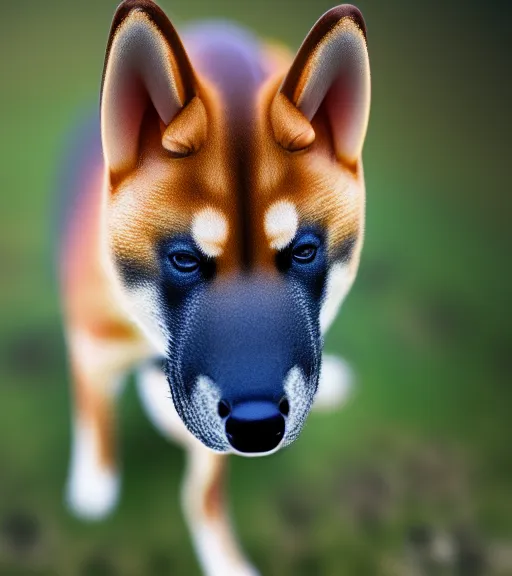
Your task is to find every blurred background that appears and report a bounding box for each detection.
[0,0,511,574]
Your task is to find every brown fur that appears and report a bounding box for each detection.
[61,2,370,572]
[61,0,367,472]
[203,455,227,520]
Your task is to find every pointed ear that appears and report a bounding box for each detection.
[271,5,370,166]
[101,0,202,176]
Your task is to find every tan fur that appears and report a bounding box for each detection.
[270,92,316,151]
[254,72,365,259]
[183,447,258,576]
[162,96,208,156]
[61,2,370,573]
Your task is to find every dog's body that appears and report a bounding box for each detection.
[60,1,370,574]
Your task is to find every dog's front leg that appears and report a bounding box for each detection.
[65,328,148,520]
[182,445,260,576]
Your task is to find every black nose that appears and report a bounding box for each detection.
[225,401,285,453]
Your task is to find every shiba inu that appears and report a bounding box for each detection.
[59,0,370,573]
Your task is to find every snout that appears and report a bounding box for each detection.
[168,276,321,452]
[221,400,287,454]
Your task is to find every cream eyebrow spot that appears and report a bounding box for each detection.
[191,207,229,257]
[264,200,299,249]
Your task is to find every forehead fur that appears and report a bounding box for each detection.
[254,74,365,254]
[106,82,234,269]
[107,71,364,273]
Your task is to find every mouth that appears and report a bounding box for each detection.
[165,360,319,455]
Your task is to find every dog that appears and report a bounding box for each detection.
[59,1,371,574]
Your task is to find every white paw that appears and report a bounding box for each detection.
[313,355,354,412]
[66,464,120,521]
[65,422,120,521]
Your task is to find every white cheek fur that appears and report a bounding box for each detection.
[127,285,169,355]
[282,365,317,447]
[320,263,355,334]
[190,375,230,451]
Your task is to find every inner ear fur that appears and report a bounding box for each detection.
[271,5,370,165]
[101,0,201,178]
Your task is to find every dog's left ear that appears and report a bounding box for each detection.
[271,5,370,166]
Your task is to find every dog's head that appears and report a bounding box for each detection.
[100,0,370,455]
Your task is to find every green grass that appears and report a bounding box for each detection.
[0,0,511,574]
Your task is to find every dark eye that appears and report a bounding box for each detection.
[169,251,200,272]
[292,243,318,264]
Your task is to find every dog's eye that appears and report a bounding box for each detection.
[292,243,318,264]
[169,251,200,272]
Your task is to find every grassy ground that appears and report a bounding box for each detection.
[0,0,511,574]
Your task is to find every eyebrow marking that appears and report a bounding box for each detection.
[191,207,229,257]
[264,200,299,250]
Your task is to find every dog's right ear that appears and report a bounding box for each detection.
[101,0,205,179]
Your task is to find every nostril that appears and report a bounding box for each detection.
[279,397,290,416]
[217,400,231,419]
